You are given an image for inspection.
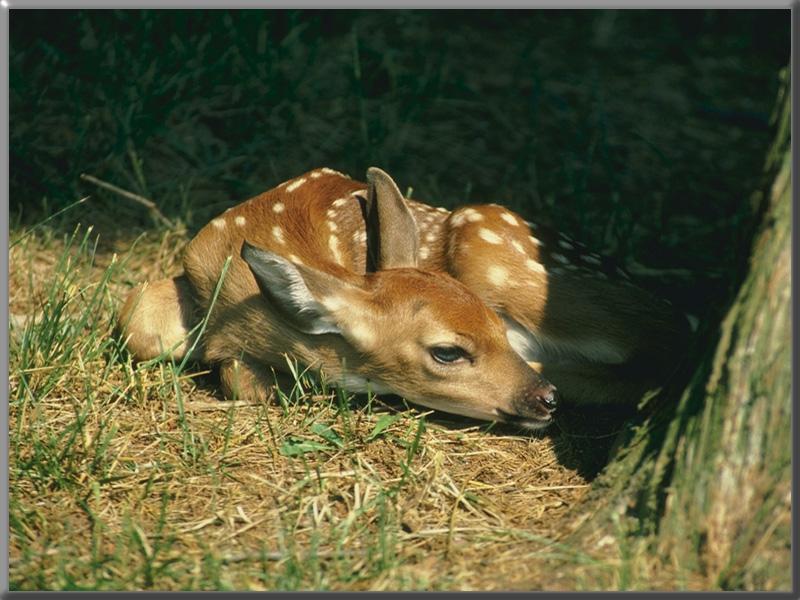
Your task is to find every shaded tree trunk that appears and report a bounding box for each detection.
[557,69,791,591]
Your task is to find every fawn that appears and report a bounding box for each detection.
[118,167,688,429]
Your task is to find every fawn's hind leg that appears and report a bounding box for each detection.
[118,275,198,361]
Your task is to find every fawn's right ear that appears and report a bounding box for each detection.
[365,167,419,270]
[241,241,352,336]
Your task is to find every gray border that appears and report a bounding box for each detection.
[3,3,796,599]
[791,3,798,598]
[0,0,796,6]
[2,1,9,596]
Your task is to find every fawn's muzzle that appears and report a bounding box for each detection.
[536,385,558,411]
[517,381,558,416]
[496,378,558,429]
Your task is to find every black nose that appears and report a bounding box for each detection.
[536,384,558,411]
[513,381,558,419]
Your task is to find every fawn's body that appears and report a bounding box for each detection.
[119,167,688,427]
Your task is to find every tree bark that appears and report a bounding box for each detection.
[557,69,791,591]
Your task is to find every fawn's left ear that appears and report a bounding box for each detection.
[365,167,419,270]
[242,241,349,336]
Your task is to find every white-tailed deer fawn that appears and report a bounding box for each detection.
[119,167,688,428]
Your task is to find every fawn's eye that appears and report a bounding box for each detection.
[429,345,471,365]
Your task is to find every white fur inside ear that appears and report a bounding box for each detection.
[502,313,546,361]
[500,312,628,365]
[242,244,341,336]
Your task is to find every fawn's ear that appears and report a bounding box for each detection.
[242,241,353,336]
[365,167,419,270]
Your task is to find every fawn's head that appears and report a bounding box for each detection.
[241,167,557,428]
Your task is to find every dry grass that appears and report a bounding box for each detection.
[9,225,609,591]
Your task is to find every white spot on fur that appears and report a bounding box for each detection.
[272,226,285,244]
[463,208,484,223]
[526,259,546,274]
[551,253,570,264]
[273,202,285,213]
[529,235,543,247]
[286,178,307,192]
[436,207,448,213]
[425,232,438,243]
[500,212,519,226]
[511,240,525,254]
[329,235,343,265]
[354,230,367,244]
[212,218,225,229]
[235,216,246,227]
[287,254,304,265]
[328,221,339,232]
[449,212,467,227]
[487,265,508,286]
[333,197,349,208]
[326,208,338,219]
[310,170,323,179]
[419,246,430,260]
[320,167,350,179]
[478,228,503,245]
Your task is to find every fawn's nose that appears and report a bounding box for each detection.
[532,383,558,412]
[515,380,558,418]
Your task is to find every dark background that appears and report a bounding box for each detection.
[9,8,790,323]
